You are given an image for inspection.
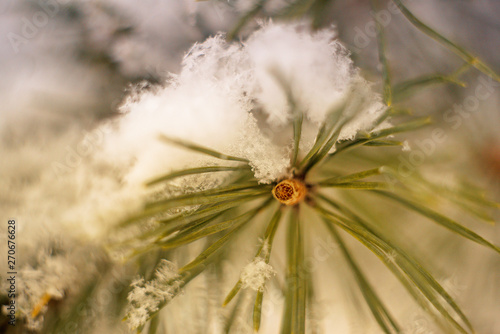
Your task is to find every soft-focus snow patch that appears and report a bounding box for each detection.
[0,244,102,331]
[106,22,386,184]
[1,256,76,330]
[240,257,276,291]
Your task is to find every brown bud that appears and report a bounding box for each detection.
[272,179,307,206]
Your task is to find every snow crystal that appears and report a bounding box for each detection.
[240,257,276,291]
[402,140,411,152]
[234,114,291,183]
[126,260,182,330]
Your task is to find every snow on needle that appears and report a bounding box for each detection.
[111,22,500,334]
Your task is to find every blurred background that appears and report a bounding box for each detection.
[0,0,499,333]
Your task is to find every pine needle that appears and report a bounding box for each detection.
[145,166,251,186]
[325,223,400,334]
[392,0,500,82]
[159,134,249,163]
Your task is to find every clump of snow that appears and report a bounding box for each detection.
[104,21,386,185]
[245,22,355,126]
[125,260,183,330]
[240,257,276,291]
[231,115,291,183]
